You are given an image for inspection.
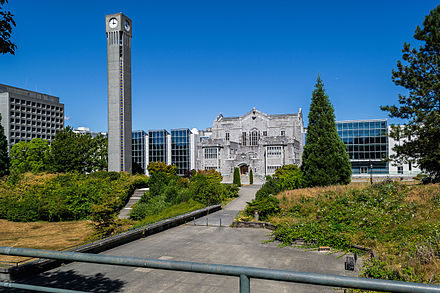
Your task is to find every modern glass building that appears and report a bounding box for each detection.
[336,119,389,175]
[132,130,147,173]
[171,129,191,176]
[148,130,169,164]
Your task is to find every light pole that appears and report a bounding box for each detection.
[369,160,373,185]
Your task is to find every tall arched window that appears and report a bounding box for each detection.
[250,129,260,146]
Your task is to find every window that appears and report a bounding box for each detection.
[267,146,282,157]
[204,148,218,159]
[409,162,412,171]
[281,130,285,136]
[225,132,229,141]
[398,166,403,174]
[242,132,247,146]
[250,130,259,146]
[263,131,267,136]
[267,165,281,172]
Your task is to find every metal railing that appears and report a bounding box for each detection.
[1,246,440,293]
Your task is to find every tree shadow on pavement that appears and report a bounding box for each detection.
[0,269,125,292]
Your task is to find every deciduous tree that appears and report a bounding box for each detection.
[9,138,50,174]
[301,77,351,187]
[0,0,16,55]
[381,5,440,181]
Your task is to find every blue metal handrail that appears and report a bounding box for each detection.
[1,246,440,293]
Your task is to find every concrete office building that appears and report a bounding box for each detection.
[387,125,421,176]
[106,13,133,173]
[196,108,304,183]
[0,84,64,148]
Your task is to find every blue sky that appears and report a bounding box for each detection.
[1,0,438,132]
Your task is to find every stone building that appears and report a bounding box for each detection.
[196,108,304,183]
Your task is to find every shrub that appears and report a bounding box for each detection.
[224,184,240,198]
[190,175,224,205]
[273,165,303,190]
[255,176,282,201]
[249,169,253,185]
[233,167,241,186]
[245,196,280,221]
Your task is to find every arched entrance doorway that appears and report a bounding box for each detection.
[239,164,249,175]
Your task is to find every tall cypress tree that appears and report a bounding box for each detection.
[301,77,351,187]
[0,113,9,176]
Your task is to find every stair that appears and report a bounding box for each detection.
[118,188,149,219]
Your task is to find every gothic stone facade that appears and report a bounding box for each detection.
[196,108,304,182]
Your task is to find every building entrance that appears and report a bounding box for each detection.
[239,165,249,175]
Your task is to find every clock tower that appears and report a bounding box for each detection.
[106,13,132,173]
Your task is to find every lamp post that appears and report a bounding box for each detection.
[369,160,373,185]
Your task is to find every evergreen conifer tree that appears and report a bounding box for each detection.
[301,77,351,187]
[381,5,440,181]
[249,168,253,185]
[0,113,9,176]
[233,167,241,186]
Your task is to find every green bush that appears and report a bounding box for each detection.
[190,175,224,205]
[255,176,282,201]
[273,165,303,190]
[245,196,280,221]
[233,167,241,186]
[224,184,240,198]
[249,169,253,185]
[0,172,148,222]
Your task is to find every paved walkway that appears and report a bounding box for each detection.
[6,185,359,292]
[118,188,149,219]
[193,184,261,226]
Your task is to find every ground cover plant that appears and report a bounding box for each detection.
[129,163,239,221]
[268,181,440,283]
[0,171,148,222]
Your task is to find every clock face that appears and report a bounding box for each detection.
[109,18,118,29]
[124,20,131,31]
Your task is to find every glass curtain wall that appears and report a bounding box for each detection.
[149,130,168,164]
[132,130,146,173]
[336,120,389,174]
[171,129,190,176]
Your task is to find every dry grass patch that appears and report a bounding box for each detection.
[0,219,93,264]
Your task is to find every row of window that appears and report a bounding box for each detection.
[341,137,387,144]
[337,121,387,130]
[10,98,62,111]
[10,106,63,116]
[10,113,62,123]
[10,133,54,142]
[267,146,282,157]
[204,148,218,159]
[267,165,281,172]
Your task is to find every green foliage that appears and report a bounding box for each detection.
[244,196,280,221]
[255,176,282,201]
[90,196,120,237]
[233,167,241,186]
[249,169,253,185]
[273,165,303,190]
[224,184,240,199]
[0,113,9,177]
[0,172,148,222]
[189,174,224,205]
[301,77,351,187]
[9,138,50,174]
[48,127,108,173]
[147,161,177,177]
[194,169,222,183]
[381,5,440,181]
[0,0,17,55]
[271,182,440,283]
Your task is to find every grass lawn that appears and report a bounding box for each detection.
[0,219,93,264]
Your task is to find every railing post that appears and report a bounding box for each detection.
[240,274,250,293]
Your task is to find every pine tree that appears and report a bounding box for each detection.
[381,5,440,181]
[301,76,351,187]
[249,168,253,185]
[0,113,9,176]
[233,167,241,186]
